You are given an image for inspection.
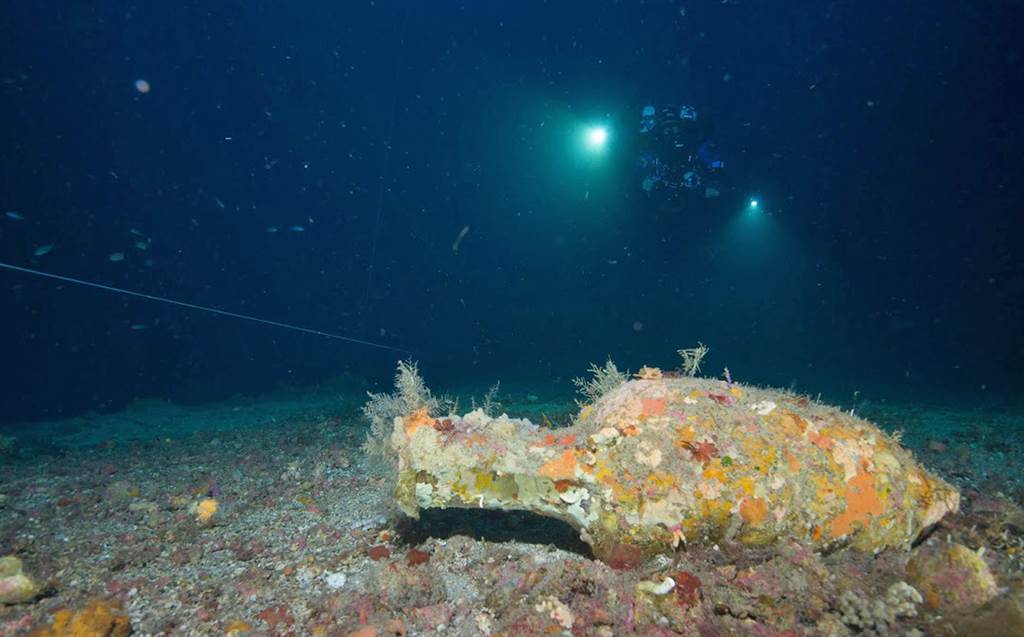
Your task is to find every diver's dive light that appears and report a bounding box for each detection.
[585,126,608,150]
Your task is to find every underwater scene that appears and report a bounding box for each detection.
[1,2,1022,636]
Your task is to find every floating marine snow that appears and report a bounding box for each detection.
[373,362,959,564]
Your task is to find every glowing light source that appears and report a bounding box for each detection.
[585,126,608,149]
[749,198,759,209]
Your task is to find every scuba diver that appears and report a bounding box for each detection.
[637,103,725,202]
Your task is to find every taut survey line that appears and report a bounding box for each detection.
[0,261,410,354]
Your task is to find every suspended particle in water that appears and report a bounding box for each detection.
[632,321,644,332]
[134,78,151,94]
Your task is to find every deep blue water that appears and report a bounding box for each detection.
[0,1,1020,423]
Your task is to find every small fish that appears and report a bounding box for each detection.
[109,252,125,262]
[134,241,149,250]
[266,226,280,233]
[130,324,149,331]
[288,225,305,232]
[33,244,54,256]
[5,211,23,220]
[215,198,226,209]
[129,228,146,237]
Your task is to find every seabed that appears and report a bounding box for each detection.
[1,381,1023,636]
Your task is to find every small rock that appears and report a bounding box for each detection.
[127,500,158,513]
[535,595,575,630]
[324,572,347,589]
[411,603,451,630]
[103,481,137,504]
[367,545,390,561]
[906,541,998,610]
[256,605,293,632]
[406,549,430,567]
[330,448,351,469]
[605,543,644,570]
[230,539,263,562]
[673,571,702,608]
[0,556,42,605]
[168,546,203,567]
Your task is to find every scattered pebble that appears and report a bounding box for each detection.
[324,572,347,589]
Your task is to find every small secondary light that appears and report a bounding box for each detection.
[586,126,608,148]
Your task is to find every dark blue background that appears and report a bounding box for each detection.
[1,1,1020,422]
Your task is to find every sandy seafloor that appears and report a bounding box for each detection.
[1,379,1023,637]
